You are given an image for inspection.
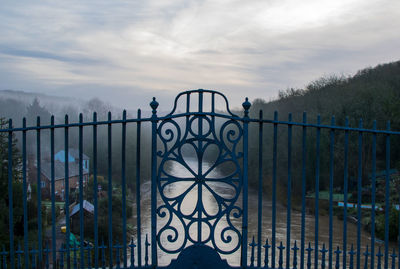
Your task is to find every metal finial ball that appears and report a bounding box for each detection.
[242,97,251,111]
[150,97,159,110]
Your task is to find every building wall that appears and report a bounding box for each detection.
[42,175,81,200]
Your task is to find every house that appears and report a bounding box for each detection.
[39,160,89,200]
[54,149,90,172]
[69,200,94,235]
[28,149,90,201]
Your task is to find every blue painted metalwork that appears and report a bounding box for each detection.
[301,112,307,269]
[64,115,71,269]
[129,237,136,268]
[364,245,370,269]
[377,247,382,269]
[136,109,142,268]
[79,113,84,269]
[1,89,400,268]
[272,111,278,268]
[335,247,341,269]
[22,118,28,269]
[349,244,355,269]
[328,116,335,269]
[278,242,285,269]
[306,243,313,269]
[343,117,349,269]
[36,117,42,267]
[258,110,263,268]
[314,115,321,269]
[263,239,271,268]
[107,111,113,268]
[122,110,127,267]
[8,119,14,269]
[371,121,377,269]
[93,111,99,269]
[385,121,391,269]
[286,113,292,269]
[357,120,363,269]
[250,236,256,267]
[153,90,247,267]
[292,241,299,269]
[50,116,56,267]
[321,244,327,269]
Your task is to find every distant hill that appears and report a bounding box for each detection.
[251,60,400,129]
[0,89,83,110]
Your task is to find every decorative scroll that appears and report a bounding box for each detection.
[156,90,244,257]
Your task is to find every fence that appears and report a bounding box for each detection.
[0,89,399,268]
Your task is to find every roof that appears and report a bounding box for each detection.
[40,160,88,181]
[70,200,94,217]
[68,149,89,160]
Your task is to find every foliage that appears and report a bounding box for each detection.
[0,117,46,247]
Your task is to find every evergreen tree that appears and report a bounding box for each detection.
[0,117,23,246]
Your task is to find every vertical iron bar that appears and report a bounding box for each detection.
[384,121,391,269]
[150,98,159,267]
[364,245,370,269]
[8,119,14,269]
[278,242,284,269]
[272,111,278,268]
[328,116,335,269]
[22,118,28,269]
[335,247,341,269]
[286,113,292,269]
[263,239,270,268]
[350,244,356,269]
[314,115,321,269]
[257,110,263,267]
[370,121,377,269]
[293,241,299,269]
[250,236,256,267]
[64,115,70,268]
[36,117,42,266]
[358,119,364,266]
[50,116,56,267]
[93,112,99,269]
[198,91,203,243]
[122,110,127,268]
[107,111,113,267]
[79,113,84,269]
[301,112,307,269]
[136,109,142,267]
[242,97,250,267]
[343,117,349,269]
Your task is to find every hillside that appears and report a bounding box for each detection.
[250,61,400,129]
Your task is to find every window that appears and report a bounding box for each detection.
[41,181,46,188]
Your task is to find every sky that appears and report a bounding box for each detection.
[0,0,399,111]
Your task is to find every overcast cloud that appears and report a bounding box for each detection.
[0,0,399,111]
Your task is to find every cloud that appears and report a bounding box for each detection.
[0,0,399,110]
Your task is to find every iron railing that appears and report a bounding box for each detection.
[0,89,399,269]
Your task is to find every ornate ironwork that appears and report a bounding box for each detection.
[155,90,245,258]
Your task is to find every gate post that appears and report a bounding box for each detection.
[241,97,251,268]
[150,97,159,268]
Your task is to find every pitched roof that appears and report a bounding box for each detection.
[68,149,89,160]
[70,200,94,217]
[40,160,88,181]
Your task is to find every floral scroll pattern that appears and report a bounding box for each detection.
[156,113,244,256]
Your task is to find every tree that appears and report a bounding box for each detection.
[0,117,23,245]
[25,97,51,125]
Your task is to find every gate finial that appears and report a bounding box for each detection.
[150,97,159,115]
[242,97,251,117]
